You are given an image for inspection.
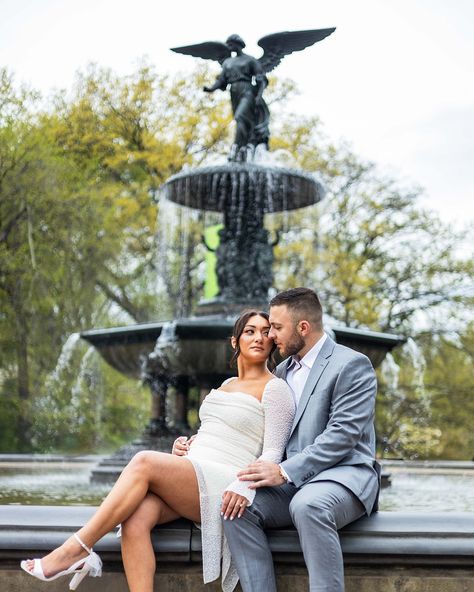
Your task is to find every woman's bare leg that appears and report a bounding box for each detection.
[24,451,200,577]
[121,493,179,592]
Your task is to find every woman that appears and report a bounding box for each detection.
[21,310,295,591]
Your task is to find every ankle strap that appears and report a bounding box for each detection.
[74,532,92,555]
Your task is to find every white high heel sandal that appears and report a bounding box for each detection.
[20,532,103,590]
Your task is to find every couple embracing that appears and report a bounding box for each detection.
[22,287,380,592]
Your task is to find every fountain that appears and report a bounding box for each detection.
[81,29,404,482]
[3,32,472,592]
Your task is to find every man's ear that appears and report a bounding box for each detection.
[298,320,311,336]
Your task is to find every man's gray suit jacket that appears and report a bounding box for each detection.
[276,335,380,515]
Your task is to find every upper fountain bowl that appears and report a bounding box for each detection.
[164,162,325,212]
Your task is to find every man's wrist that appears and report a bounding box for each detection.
[278,464,290,483]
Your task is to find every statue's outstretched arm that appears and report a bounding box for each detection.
[203,71,227,93]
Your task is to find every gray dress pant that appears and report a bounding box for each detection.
[223,480,365,592]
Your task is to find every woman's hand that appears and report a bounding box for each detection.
[221,491,249,520]
[172,435,196,456]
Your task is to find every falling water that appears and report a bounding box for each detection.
[43,332,81,393]
[71,346,96,411]
[154,193,202,316]
[380,353,400,393]
[154,193,178,297]
[403,337,429,407]
[70,346,104,445]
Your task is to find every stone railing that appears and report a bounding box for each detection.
[1,505,474,591]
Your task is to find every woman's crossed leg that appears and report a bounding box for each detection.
[23,451,200,588]
[121,491,179,592]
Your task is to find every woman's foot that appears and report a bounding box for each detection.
[23,535,88,577]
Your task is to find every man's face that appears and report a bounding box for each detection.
[269,305,305,358]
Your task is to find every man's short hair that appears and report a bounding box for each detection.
[270,287,323,329]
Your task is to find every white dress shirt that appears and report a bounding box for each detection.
[285,333,328,406]
[280,332,328,484]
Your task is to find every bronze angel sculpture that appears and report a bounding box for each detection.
[171,29,335,160]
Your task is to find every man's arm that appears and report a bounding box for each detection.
[238,354,376,489]
[281,354,376,487]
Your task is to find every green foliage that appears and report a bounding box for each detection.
[375,325,474,460]
[422,324,474,458]
[0,64,230,452]
[270,119,473,334]
[30,349,150,453]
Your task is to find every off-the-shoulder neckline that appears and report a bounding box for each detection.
[211,376,281,405]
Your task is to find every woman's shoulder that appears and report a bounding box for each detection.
[220,377,237,387]
[263,377,293,401]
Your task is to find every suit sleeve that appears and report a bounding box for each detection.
[281,354,377,488]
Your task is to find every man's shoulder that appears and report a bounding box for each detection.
[275,339,373,376]
[332,341,366,360]
[326,341,374,373]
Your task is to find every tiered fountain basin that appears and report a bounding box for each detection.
[164,162,325,212]
[81,317,404,383]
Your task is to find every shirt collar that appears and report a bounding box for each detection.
[290,332,328,370]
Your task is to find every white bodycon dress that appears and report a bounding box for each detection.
[186,376,295,592]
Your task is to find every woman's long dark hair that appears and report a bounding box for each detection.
[230,309,277,370]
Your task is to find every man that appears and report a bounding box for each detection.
[223,287,380,591]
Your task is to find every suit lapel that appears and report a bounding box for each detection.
[275,358,292,380]
[289,336,335,437]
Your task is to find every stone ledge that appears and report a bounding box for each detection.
[2,565,474,592]
[1,506,473,568]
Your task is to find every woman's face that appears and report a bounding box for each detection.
[235,314,273,362]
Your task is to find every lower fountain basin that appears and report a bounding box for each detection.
[81,316,404,382]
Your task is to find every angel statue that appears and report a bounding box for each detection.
[171,28,335,161]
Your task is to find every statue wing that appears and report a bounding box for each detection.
[170,41,231,65]
[257,28,336,73]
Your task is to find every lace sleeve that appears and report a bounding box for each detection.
[225,377,295,504]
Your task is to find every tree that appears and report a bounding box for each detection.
[0,69,119,448]
[422,324,474,458]
[269,114,473,334]
[0,64,233,451]
[49,62,233,320]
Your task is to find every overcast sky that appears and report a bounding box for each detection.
[2,0,473,226]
